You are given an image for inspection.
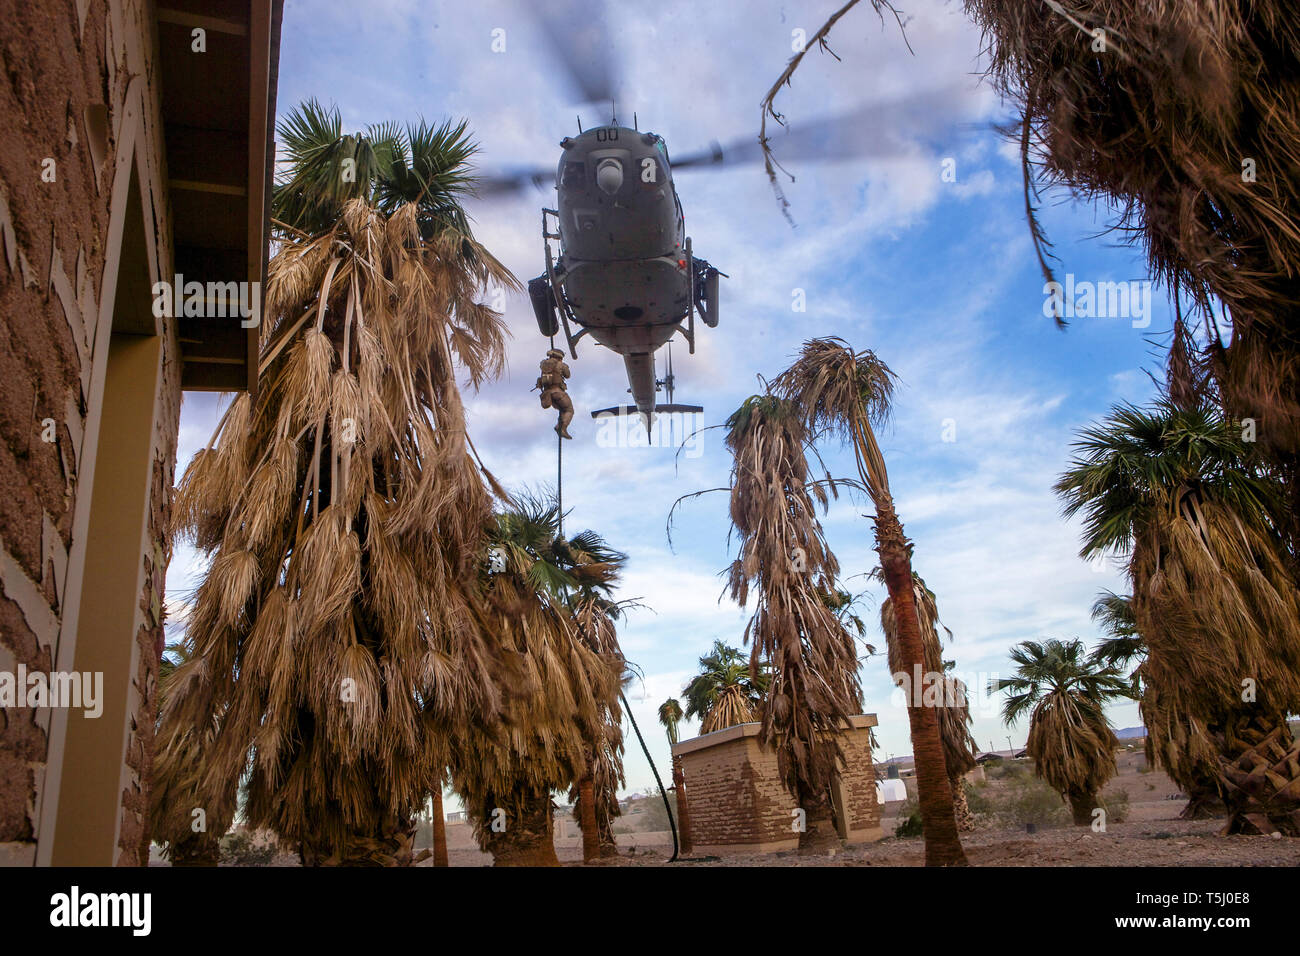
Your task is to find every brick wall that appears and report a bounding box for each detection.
[0,0,176,866]
[675,715,882,855]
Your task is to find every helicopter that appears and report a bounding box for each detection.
[475,1,976,429]
[525,116,722,426]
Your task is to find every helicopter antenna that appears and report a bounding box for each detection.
[634,111,638,131]
[664,342,675,405]
[611,99,617,126]
[576,115,583,133]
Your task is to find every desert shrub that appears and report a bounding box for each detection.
[1100,788,1130,823]
[219,829,277,866]
[613,791,676,834]
[988,759,1031,782]
[964,781,993,817]
[892,794,924,837]
[995,776,1069,829]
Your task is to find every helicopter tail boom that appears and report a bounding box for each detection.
[623,352,657,421]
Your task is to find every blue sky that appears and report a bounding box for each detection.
[168,0,1169,798]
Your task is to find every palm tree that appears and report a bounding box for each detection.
[657,697,693,854]
[963,0,1300,555]
[153,101,516,865]
[682,640,771,734]
[723,393,865,853]
[1057,400,1300,834]
[449,497,626,866]
[771,337,968,866]
[429,787,449,868]
[1088,593,1222,819]
[879,573,979,832]
[560,529,633,862]
[992,639,1131,825]
[150,639,233,865]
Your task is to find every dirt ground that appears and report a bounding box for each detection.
[152,751,1300,866]
[589,751,1300,867]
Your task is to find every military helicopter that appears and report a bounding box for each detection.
[475,1,974,428]
[524,116,722,425]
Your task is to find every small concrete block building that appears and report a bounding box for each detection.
[673,714,883,856]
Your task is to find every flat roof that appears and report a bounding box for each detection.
[672,713,878,758]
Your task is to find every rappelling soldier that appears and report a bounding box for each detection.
[535,348,574,439]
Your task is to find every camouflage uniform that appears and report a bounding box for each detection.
[535,348,574,439]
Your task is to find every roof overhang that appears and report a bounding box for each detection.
[156,0,283,394]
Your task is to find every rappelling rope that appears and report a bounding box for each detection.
[621,691,680,863]
[550,333,563,537]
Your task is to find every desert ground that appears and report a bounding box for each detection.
[153,749,1299,866]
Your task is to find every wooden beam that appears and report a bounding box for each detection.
[156,9,248,36]
[245,1,275,398]
[168,178,247,196]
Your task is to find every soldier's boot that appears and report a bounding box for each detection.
[555,396,574,439]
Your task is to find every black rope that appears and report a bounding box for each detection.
[550,334,562,537]
[620,691,679,862]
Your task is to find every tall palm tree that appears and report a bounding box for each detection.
[963,0,1300,556]
[449,498,626,866]
[560,529,632,862]
[150,639,233,865]
[153,101,516,865]
[682,640,771,734]
[429,786,449,868]
[1087,593,1222,819]
[771,337,968,866]
[723,393,864,853]
[1057,401,1300,834]
[657,697,693,854]
[992,639,1131,825]
[879,573,979,832]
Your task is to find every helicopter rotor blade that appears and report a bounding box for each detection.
[471,168,555,198]
[531,0,620,111]
[671,85,980,170]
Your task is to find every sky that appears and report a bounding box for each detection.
[167,0,1172,799]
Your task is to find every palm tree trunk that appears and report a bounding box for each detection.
[485,787,560,867]
[671,756,693,855]
[797,784,841,854]
[597,805,620,858]
[431,789,449,867]
[876,502,968,866]
[1068,791,1097,827]
[1215,711,1300,836]
[950,775,976,832]
[578,772,599,863]
[298,821,425,866]
[169,833,222,866]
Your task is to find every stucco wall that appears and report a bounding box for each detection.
[675,715,882,855]
[0,0,177,866]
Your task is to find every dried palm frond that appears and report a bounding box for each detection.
[964,0,1300,549]
[156,195,514,864]
[724,394,863,807]
[993,639,1129,822]
[448,506,627,863]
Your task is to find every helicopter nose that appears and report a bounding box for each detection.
[595,158,623,195]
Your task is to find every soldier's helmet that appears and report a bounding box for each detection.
[546,348,564,359]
